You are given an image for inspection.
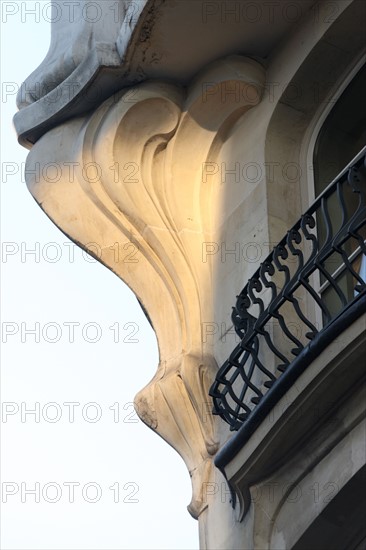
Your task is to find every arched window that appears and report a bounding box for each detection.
[313,64,365,319]
[313,64,366,194]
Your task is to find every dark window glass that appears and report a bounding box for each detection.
[314,64,366,194]
[313,65,366,317]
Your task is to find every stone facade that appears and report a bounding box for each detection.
[15,1,366,548]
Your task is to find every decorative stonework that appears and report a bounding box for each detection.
[14,0,149,145]
[24,55,265,518]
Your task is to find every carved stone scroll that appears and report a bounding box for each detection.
[24,55,265,518]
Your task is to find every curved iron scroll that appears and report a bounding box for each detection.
[210,150,366,431]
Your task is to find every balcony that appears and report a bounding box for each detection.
[210,149,366,434]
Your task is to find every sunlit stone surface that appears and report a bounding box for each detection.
[15,1,366,548]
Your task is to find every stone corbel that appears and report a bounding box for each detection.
[24,55,265,518]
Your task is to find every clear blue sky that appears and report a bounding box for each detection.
[1,3,198,548]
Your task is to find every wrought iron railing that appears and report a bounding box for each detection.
[210,149,366,431]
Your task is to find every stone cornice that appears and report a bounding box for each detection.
[14,0,318,146]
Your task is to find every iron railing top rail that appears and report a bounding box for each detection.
[210,149,366,431]
[307,146,366,209]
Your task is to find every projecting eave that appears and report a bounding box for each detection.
[14,0,317,146]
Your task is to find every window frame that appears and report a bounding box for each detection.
[299,56,366,330]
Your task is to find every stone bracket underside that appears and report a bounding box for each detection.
[14,0,150,146]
